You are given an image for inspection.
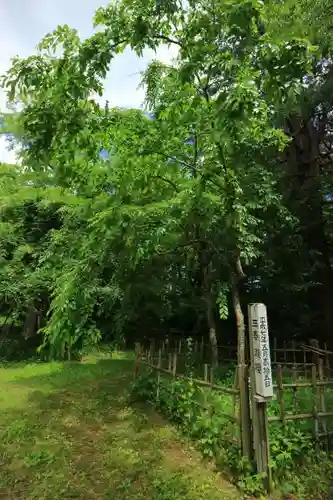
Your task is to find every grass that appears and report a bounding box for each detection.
[0,351,240,499]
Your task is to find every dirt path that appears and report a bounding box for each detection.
[0,353,240,499]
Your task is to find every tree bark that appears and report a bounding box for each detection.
[206,290,218,369]
[202,258,218,368]
[196,234,219,368]
[231,270,246,365]
[23,306,39,339]
[284,115,333,345]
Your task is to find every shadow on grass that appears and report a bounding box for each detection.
[0,355,237,500]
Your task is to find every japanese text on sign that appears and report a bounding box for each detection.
[248,303,273,398]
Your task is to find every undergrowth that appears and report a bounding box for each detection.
[131,370,333,498]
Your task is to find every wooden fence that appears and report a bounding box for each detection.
[135,338,333,491]
[269,360,333,450]
[136,343,245,449]
[145,337,333,376]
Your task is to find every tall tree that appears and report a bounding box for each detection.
[0,0,329,359]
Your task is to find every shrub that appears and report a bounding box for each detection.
[131,371,333,498]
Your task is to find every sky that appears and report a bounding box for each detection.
[0,0,178,164]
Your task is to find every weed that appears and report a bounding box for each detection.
[131,369,333,498]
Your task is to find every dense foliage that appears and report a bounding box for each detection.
[131,368,333,497]
[0,0,333,362]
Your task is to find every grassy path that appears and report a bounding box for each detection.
[0,352,239,499]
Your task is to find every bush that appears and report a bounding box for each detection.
[0,336,40,362]
[131,373,257,493]
[131,371,333,498]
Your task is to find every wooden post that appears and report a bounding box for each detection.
[168,353,172,372]
[156,348,162,401]
[273,338,277,366]
[277,365,285,422]
[248,303,273,494]
[311,363,319,446]
[150,339,155,364]
[292,365,297,412]
[204,363,208,382]
[311,339,319,369]
[178,339,182,354]
[232,367,239,422]
[172,351,177,378]
[256,399,272,492]
[304,347,308,378]
[200,337,204,360]
[210,365,214,386]
[292,340,296,366]
[134,343,141,379]
[324,342,330,378]
[284,340,287,364]
[318,358,328,450]
[238,363,252,460]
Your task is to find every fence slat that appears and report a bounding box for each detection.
[172,351,177,377]
[156,348,162,401]
[324,342,331,378]
[204,363,208,382]
[304,346,308,378]
[210,366,214,385]
[277,365,285,422]
[284,341,287,364]
[140,360,239,395]
[312,364,319,445]
[178,339,182,354]
[200,337,204,360]
[292,365,297,411]
[318,358,328,450]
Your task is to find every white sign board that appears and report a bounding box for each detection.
[248,303,273,398]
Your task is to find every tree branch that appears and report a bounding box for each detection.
[155,35,183,47]
[139,149,198,174]
[156,239,204,256]
[150,175,179,192]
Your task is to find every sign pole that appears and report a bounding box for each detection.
[248,303,273,493]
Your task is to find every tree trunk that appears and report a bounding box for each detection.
[284,115,333,345]
[197,237,219,368]
[23,306,39,339]
[302,194,333,343]
[202,258,218,368]
[231,271,246,365]
[206,291,218,369]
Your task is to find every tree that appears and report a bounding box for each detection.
[90,0,313,362]
[0,0,330,361]
[261,0,333,344]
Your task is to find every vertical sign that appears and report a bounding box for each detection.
[248,303,273,398]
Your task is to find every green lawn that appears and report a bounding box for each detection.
[0,352,239,499]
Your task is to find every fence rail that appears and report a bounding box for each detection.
[136,338,333,473]
[137,345,244,448]
[140,360,239,395]
[138,332,333,497]
[145,337,333,379]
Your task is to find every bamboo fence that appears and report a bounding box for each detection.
[136,344,243,448]
[136,338,333,451]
